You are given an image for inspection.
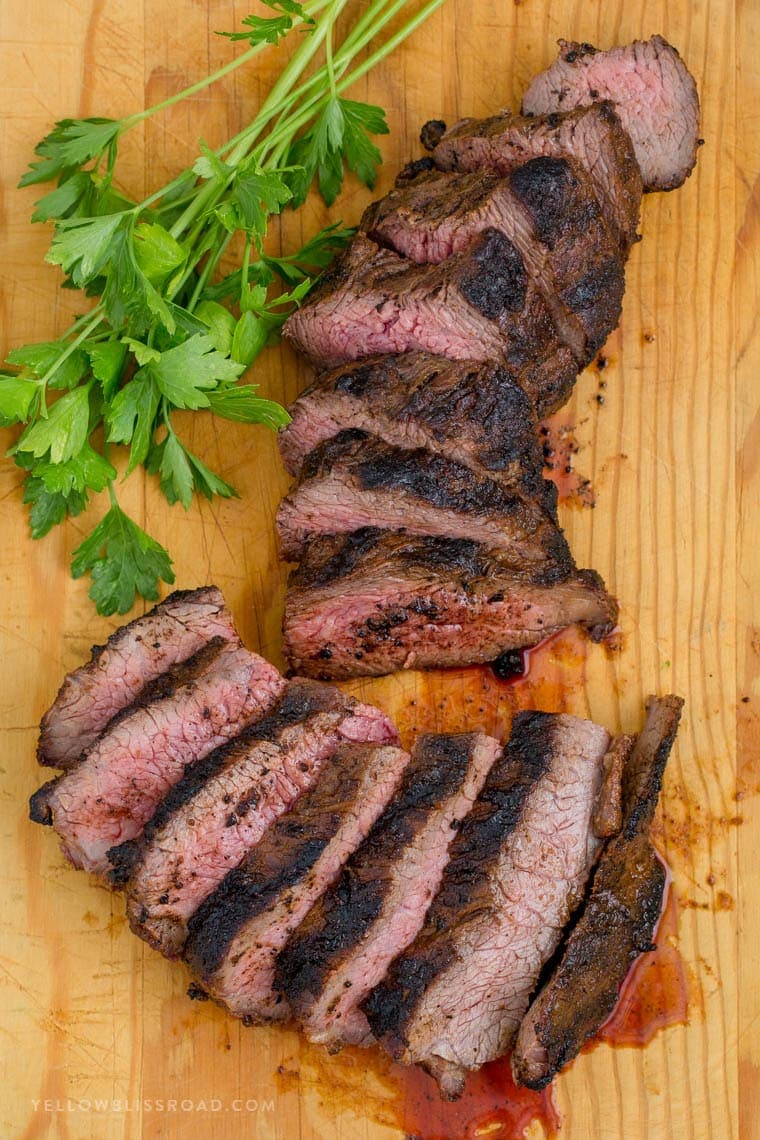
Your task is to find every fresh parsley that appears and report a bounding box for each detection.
[3,0,446,614]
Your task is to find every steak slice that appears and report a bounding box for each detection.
[279,353,550,486]
[276,733,501,1049]
[283,530,618,680]
[276,430,569,566]
[522,37,700,192]
[363,159,624,364]
[283,233,576,405]
[28,641,286,875]
[111,680,398,957]
[512,695,683,1089]
[428,103,642,251]
[363,711,610,1098]
[184,741,411,1022]
[37,586,239,770]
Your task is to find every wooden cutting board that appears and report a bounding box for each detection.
[1,1,757,1137]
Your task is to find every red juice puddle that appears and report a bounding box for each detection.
[393,1055,559,1140]
[540,413,595,507]
[595,859,688,1048]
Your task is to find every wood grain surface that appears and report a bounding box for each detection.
[0,1,755,1137]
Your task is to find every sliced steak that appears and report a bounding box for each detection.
[112,681,398,957]
[363,160,624,364]
[512,695,683,1089]
[276,733,501,1049]
[428,103,641,250]
[276,430,569,566]
[28,641,286,875]
[184,741,410,1022]
[364,711,610,1098]
[283,530,617,680]
[283,233,577,407]
[522,37,700,192]
[37,586,239,770]
[279,353,550,486]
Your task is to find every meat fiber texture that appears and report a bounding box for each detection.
[276,429,569,566]
[37,586,239,769]
[184,741,411,1023]
[428,102,642,251]
[512,695,683,1088]
[275,733,501,1050]
[28,641,286,875]
[364,711,611,1098]
[363,157,625,366]
[278,353,550,488]
[283,530,618,680]
[283,233,577,412]
[113,681,398,958]
[522,37,700,192]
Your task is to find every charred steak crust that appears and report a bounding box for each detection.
[457,228,528,317]
[365,156,624,365]
[107,679,349,885]
[275,733,483,1007]
[186,832,338,980]
[513,836,665,1090]
[279,429,568,565]
[279,353,549,488]
[428,102,642,251]
[290,531,572,594]
[37,586,239,769]
[512,695,683,1089]
[300,431,528,515]
[284,531,618,680]
[363,712,550,1040]
[283,233,574,394]
[184,741,411,1024]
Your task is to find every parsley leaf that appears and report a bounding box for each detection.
[207,385,290,427]
[15,386,92,463]
[0,374,40,426]
[215,163,293,240]
[32,444,117,496]
[106,371,160,473]
[31,172,96,223]
[144,334,245,409]
[154,432,194,509]
[19,118,121,188]
[87,340,127,400]
[218,3,313,47]
[340,99,388,188]
[23,476,88,539]
[6,341,89,389]
[186,450,239,501]
[133,222,187,284]
[71,502,175,615]
[46,213,127,287]
[287,97,388,207]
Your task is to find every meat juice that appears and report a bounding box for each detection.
[389,868,686,1140]
[596,864,688,1048]
[392,1057,560,1140]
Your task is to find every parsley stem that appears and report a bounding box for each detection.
[38,308,105,390]
[119,0,333,134]
[187,231,234,312]
[325,0,340,100]
[258,0,445,166]
[166,4,350,245]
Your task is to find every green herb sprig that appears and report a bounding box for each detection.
[2,0,445,614]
